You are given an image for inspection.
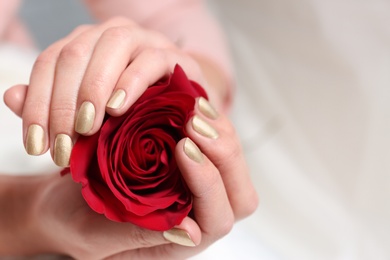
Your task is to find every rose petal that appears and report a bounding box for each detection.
[70,65,207,231]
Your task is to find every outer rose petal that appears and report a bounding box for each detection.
[70,65,207,231]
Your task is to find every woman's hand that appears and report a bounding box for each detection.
[4,17,208,167]
[109,98,259,259]
[0,97,257,259]
[2,16,258,259]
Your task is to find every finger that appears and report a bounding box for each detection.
[187,98,259,220]
[22,38,69,157]
[3,84,27,117]
[48,26,103,167]
[70,208,203,259]
[107,138,233,260]
[74,27,175,134]
[48,21,132,166]
[69,214,172,260]
[72,25,144,136]
[21,25,91,159]
[176,138,234,237]
[106,48,204,116]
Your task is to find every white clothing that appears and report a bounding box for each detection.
[208,0,390,259]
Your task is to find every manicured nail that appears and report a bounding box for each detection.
[192,115,219,139]
[184,138,203,163]
[198,97,218,120]
[25,124,45,155]
[163,228,196,247]
[54,134,72,167]
[75,101,95,134]
[107,89,126,109]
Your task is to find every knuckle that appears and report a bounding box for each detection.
[71,24,91,35]
[222,120,237,136]
[23,98,47,116]
[237,191,259,219]
[102,26,133,41]
[215,137,242,166]
[108,16,135,26]
[216,213,234,238]
[34,52,56,70]
[149,30,173,48]
[196,170,221,198]
[51,102,76,119]
[89,71,110,91]
[129,227,154,248]
[33,39,67,70]
[126,67,146,85]
[60,42,90,61]
[143,48,169,67]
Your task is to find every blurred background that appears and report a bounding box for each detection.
[20,0,93,49]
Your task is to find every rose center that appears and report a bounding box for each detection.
[136,137,161,172]
[142,138,156,155]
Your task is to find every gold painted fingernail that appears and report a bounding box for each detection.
[26,124,45,155]
[198,97,218,120]
[192,115,219,139]
[163,228,196,247]
[107,89,126,109]
[184,138,203,163]
[54,134,72,167]
[75,101,95,134]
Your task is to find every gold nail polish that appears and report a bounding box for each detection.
[192,115,219,139]
[26,124,45,155]
[163,228,196,247]
[184,138,203,163]
[198,97,219,120]
[107,89,126,109]
[75,101,95,134]
[54,134,72,167]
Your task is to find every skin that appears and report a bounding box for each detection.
[0,101,258,259]
[1,1,258,259]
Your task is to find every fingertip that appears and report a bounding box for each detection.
[25,124,47,156]
[175,137,204,165]
[75,101,96,135]
[3,84,28,117]
[163,217,201,247]
[106,89,126,112]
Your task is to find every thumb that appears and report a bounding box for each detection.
[67,213,194,259]
[65,211,200,259]
[105,217,201,260]
[3,84,27,117]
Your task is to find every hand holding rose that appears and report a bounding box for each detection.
[4,16,208,167]
[2,17,258,259]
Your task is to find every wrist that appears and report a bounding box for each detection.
[0,174,56,255]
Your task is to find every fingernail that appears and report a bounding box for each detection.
[54,134,72,167]
[192,115,219,139]
[184,138,203,163]
[26,124,45,155]
[107,89,126,109]
[75,101,95,134]
[163,228,196,247]
[198,97,218,120]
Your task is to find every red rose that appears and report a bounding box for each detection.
[69,65,207,231]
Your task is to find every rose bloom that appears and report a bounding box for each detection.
[68,65,207,231]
